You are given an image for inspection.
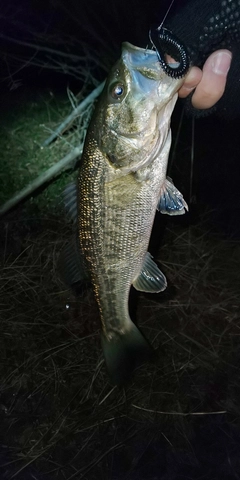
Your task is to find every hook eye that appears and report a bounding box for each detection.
[149,26,190,78]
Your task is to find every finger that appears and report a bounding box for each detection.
[191,50,232,109]
[178,67,203,98]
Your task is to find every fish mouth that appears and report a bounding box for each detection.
[115,127,154,139]
[122,37,189,80]
[110,125,163,174]
[112,101,158,140]
[122,42,160,74]
[109,95,177,175]
[112,112,157,140]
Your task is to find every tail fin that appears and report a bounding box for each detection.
[101,322,154,385]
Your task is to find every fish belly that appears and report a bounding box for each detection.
[78,143,166,337]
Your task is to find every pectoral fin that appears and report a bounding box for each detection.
[133,252,167,293]
[158,177,188,215]
[58,236,90,287]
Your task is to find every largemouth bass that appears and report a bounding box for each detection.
[63,42,188,384]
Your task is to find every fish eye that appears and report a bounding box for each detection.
[111,83,125,100]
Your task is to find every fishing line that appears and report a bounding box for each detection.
[187,116,196,261]
[189,116,195,205]
[168,106,184,174]
[145,0,176,53]
[156,0,176,32]
[149,0,190,78]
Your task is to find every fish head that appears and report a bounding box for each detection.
[95,42,187,173]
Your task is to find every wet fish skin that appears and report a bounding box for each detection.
[75,43,187,384]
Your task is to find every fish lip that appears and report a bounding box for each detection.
[111,106,157,139]
[122,42,158,57]
[133,131,162,170]
[111,126,155,140]
[109,98,168,140]
[122,42,162,82]
[109,128,162,175]
[108,96,176,174]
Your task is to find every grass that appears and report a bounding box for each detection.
[0,86,93,214]
[1,87,240,479]
[1,207,240,479]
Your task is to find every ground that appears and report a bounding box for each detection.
[1,89,240,480]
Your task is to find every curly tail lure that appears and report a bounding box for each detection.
[149,25,190,78]
[148,0,190,79]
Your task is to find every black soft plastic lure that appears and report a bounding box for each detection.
[149,26,190,78]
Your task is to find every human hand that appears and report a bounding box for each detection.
[178,50,232,109]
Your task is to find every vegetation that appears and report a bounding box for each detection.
[1,204,240,478]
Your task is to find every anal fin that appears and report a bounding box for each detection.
[64,181,78,223]
[58,236,90,287]
[133,252,167,293]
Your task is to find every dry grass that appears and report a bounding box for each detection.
[1,208,240,479]
[0,87,94,215]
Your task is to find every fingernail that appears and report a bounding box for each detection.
[212,51,232,75]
